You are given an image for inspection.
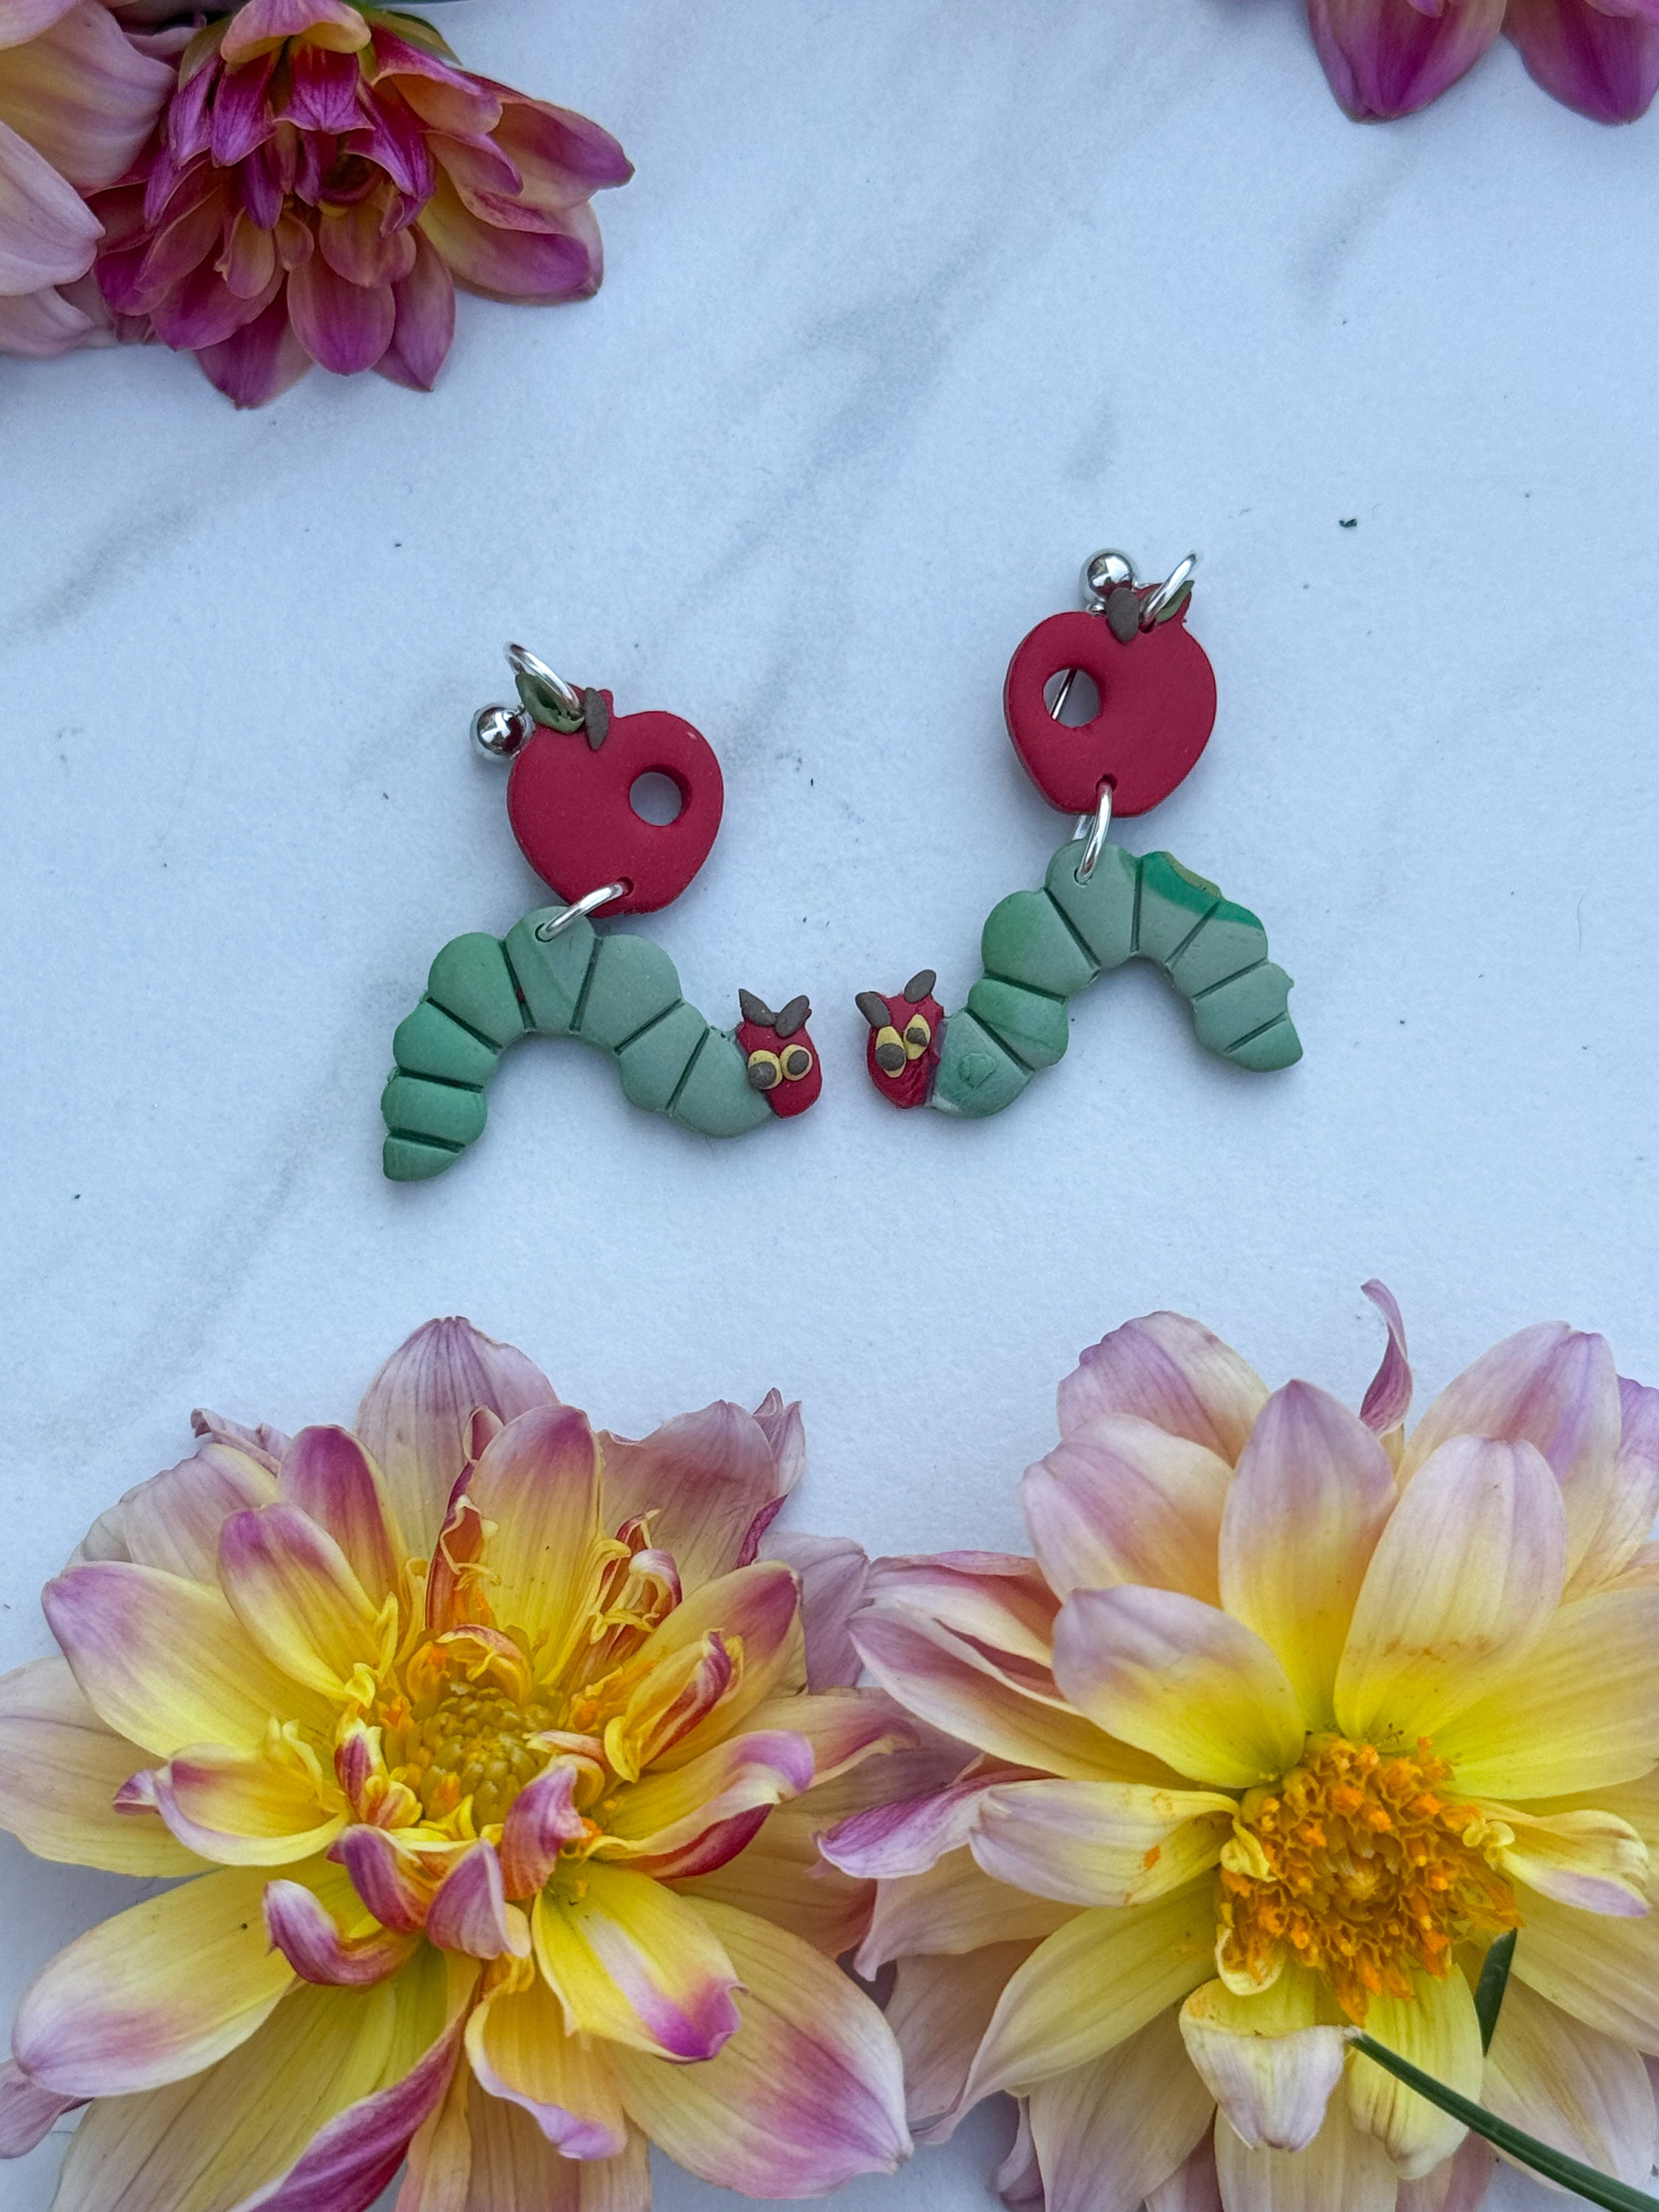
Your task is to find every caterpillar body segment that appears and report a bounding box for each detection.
[381,905,792,1180]
[860,839,1300,1119]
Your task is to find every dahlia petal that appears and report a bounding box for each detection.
[318,195,415,287]
[190,1406,291,1470]
[464,1966,629,2157]
[150,1738,345,1864]
[1213,2094,1396,2212]
[457,1404,603,1652]
[460,2084,648,2212]
[373,222,453,391]
[350,81,432,199]
[1021,1414,1233,1606]
[672,1797,877,1959]
[149,255,273,350]
[1346,1967,1480,2178]
[963,1881,1217,2103]
[417,174,599,304]
[997,2100,1043,2209]
[1506,0,1659,117]
[284,245,394,373]
[970,1778,1235,1909]
[0,2058,80,2156]
[135,188,226,309]
[745,1685,914,1786]
[823,1774,999,1881]
[13,1861,324,2094]
[0,278,93,353]
[0,0,171,193]
[1334,1435,1566,1746]
[853,1604,1148,1784]
[1400,1323,1622,1590]
[393,2055,472,2212]
[425,126,524,216]
[759,1529,866,1687]
[209,49,277,167]
[44,1560,335,1756]
[330,1824,433,1933]
[599,1398,791,1589]
[1359,1281,1413,1437]
[1510,1882,1659,2046]
[1057,1311,1268,1459]
[278,1426,407,1605]
[55,1948,467,2212]
[1219,1382,1396,1728]
[483,87,634,201]
[284,39,363,132]
[1180,1969,1343,2154]
[867,1551,1060,1665]
[621,1558,802,1768]
[888,1943,1038,2134]
[1570,1376,1659,1595]
[264,1877,416,1985]
[1483,1978,1657,2189]
[598,1727,815,1872]
[0,0,81,48]
[425,1842,529,1960]
[1493,1804,1650,1915]
[1307,0,1508,120]
[219,1502,386,1696]
[220,0,370,63]
[532,1861,740,2061]
[855,1851,1077,1976]
[498,1761,588,1898]
[1432,1583,1659,1795]
[365,26,500,130]
[1146,2135,1225,2212]
[194,286,313,405]
[0,113,99,289]
[607,1901,910,2191]
[0,1653,198,1873]
[1029,2008,1218,2212]
[1397,2133,1498,2212]
[116,1443,279,1582]
[1052,1587,1305,1788]
[355,1317,557,1554]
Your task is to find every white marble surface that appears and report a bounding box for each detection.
[3,0,1657,2204]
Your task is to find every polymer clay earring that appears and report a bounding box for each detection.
[380,647,820,1181]
[856,549,1301,1117]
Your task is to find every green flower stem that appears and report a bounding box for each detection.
[1349,2032,1659,2211]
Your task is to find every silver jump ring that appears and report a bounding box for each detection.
[1074,780,1114,882]
[507,642,584,722]
[1139,553,1199,629]
[533,881,629,940]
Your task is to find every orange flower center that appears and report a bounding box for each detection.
[1216,1733,1518,2022]
[376,1674,558,1829]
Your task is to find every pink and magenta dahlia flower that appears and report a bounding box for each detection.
[90,0,631,405]
[0,0,172,356]
[827,1293,1659,2211]
[0,1318,930,2212]
[1310,0,1659,122]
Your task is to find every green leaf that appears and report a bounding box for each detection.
[1474,1929,1517,2053]
[1350,2031,1659,2211]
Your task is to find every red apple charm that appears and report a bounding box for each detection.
[506,693,725,913]
[1002,599,1217,817]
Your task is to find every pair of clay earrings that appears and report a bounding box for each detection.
[379,546,1301,1181]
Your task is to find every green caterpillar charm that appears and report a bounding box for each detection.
[382,903,821,1180]
[855,837,1301,1118]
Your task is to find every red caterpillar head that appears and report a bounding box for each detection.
[737,991,822,1118]
[855,970,942,1109]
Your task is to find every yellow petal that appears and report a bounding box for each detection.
[671,1796,874,1959]
[855,1848,1077,1975]
[464,1963,629,2157]
[151,1737,345,1865]
[1334,1435,1565,1746]
[1019,1412,1233,1604]
[1179,1968,1347,2152]
[1218,1381,1396,1728]
[1491,1803,1650,1916]
[465,1404,606,1662]
[963,1880,1217,2101]
[532,1861,740,2061]
[218,1503,387,1700]
[1432,1585,1659,1797]
[1345,1967,1480,2179]
[1214,2093,1397,2212]
[969,1778,1234,1908]
[0,1654,198,1875]
[1508,1883,1659,2047]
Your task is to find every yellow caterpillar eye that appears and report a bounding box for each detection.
[872,1025,907,1076]
[902,1017,932,1059]
[780,1044,814,1081]
[746,1049,783,1091]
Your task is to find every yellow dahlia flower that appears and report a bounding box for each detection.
[827,1293,1659,2212]
[0,1319,926,2212]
